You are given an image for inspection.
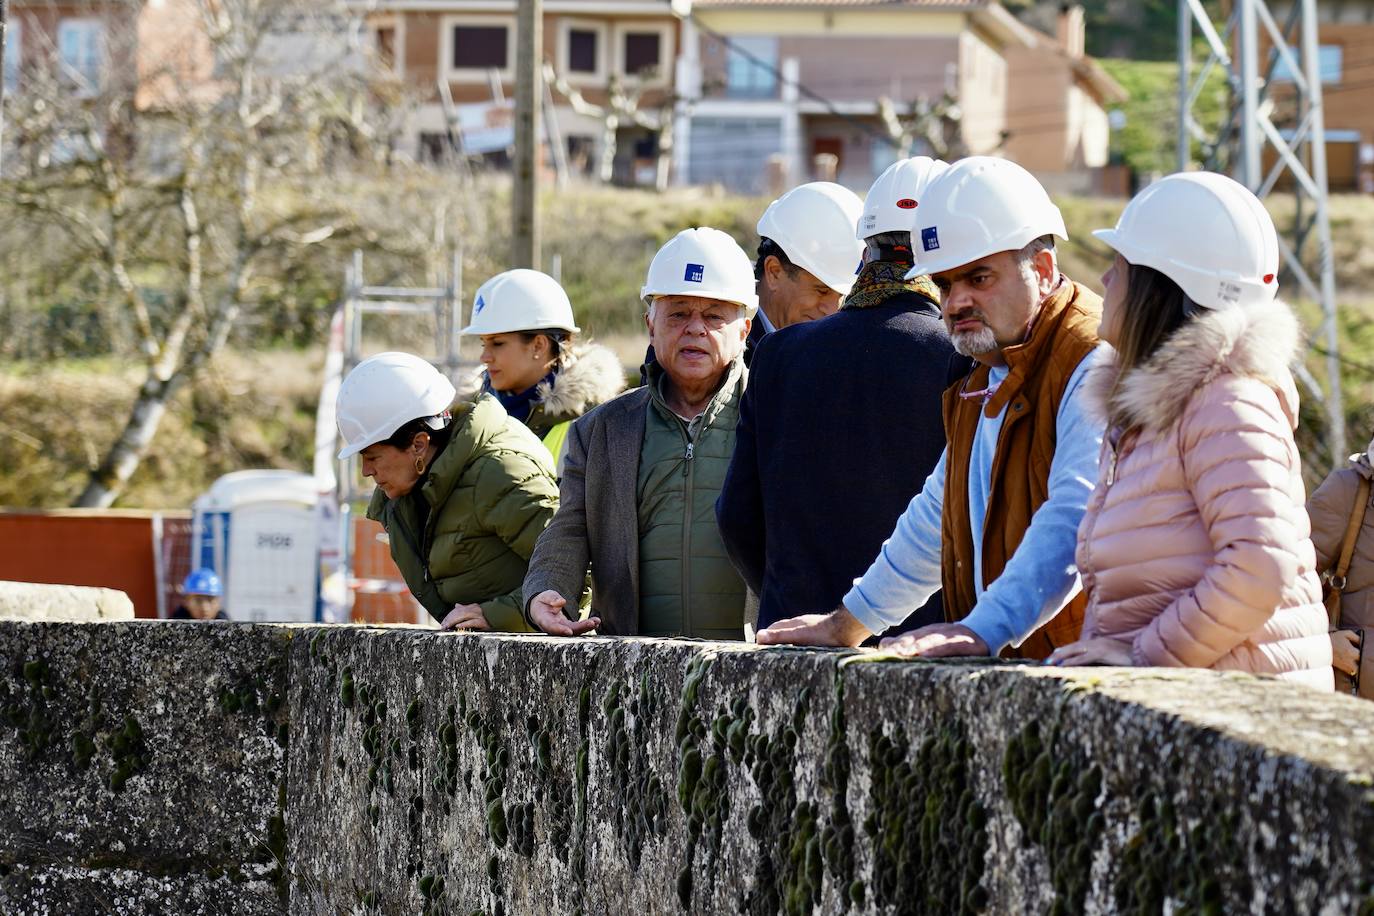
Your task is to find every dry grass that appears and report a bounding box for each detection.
[0,349,323,509]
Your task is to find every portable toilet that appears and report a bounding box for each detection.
[191,470,322,622]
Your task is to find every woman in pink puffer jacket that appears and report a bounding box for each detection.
[1047,172,1332,689]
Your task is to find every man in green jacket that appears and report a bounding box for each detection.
[522,228,756,639]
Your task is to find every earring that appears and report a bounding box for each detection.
[414,454,425,475]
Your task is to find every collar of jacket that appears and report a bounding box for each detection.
[1354,451,1374,481]
[644,354,746,426]
[1082,295,1304,438]
[484,372,554,423]
[365,394,497,522]
[841,259,941,311]
[971,277,1090,419]
[533,342,627,422]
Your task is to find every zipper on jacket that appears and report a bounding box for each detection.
[1078,436,1119,613]
[681,421,696,637]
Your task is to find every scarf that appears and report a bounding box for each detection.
[484,371,556,424]
[841,259,941,312]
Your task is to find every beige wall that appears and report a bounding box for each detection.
[1003,40,1115,173]
[1003,43,1071,171]
[136,0,216,109]
[957,29,1007,156]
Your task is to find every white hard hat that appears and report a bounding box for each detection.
[461,268,580,336]
[336,352,457,459]
[641,227,759,317]
[857,156,951,240]
[904,156,1067,280]
[1093,171,1279,311]
[755,182,865,296]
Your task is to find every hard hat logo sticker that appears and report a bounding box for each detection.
[896,199,918,209]
[684,263,705,283]
[474,295,486,314]
[921,227,940,251]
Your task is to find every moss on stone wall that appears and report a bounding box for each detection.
[864,721,989,914]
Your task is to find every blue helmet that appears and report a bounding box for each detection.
[182,568,223,597]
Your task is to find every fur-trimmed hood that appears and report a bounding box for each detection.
[457,341,626,420]
[1084,298,1304,434]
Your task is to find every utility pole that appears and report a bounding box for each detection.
[512,0,541,268]
[1179,0,1345,468]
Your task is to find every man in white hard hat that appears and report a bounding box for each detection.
[641,183,862,376]
[758,157,1106,661]
[717,157,968,635]
[753,181,865,333]
[523,228,755,640]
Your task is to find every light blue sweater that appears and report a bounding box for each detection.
[843,350,1105,652]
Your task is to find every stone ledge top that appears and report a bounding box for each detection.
[5,620,1370,779]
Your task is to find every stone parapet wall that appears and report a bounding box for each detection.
[2,621,1373,914]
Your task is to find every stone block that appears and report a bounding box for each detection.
[0,581,135,622]
[0,621,290,915]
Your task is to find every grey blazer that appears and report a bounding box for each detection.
[522,386,651,635]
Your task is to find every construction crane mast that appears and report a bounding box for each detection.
[1178,0,1346,465]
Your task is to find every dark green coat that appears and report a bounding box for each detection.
[367,394,559,630]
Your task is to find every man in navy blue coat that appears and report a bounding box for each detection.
[717,157,967,636]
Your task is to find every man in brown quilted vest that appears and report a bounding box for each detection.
[757,157,1105,660]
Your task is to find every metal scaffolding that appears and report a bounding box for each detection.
[1178,0,1346,464]
[337,247,467,506]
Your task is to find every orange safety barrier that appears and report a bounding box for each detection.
[0,510,183,618]
[349,515,424,625]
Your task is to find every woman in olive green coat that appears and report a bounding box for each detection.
[337,352,559,631]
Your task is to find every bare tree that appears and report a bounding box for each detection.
[878,92,972,161]
[543,62,676,191]
[4,0,387,507]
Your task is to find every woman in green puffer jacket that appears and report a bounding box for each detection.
[337,351,559,631]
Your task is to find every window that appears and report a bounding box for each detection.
[613,22,672,85]
[623,32,661,75]
[568,28,598,74]
[453,25,508,70]
[557,20,606,83]
[725,36,777,98]
[58,18,103,95]
[1272,44,1342,84]
[441,15,515,81]
[4,18,19,92]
